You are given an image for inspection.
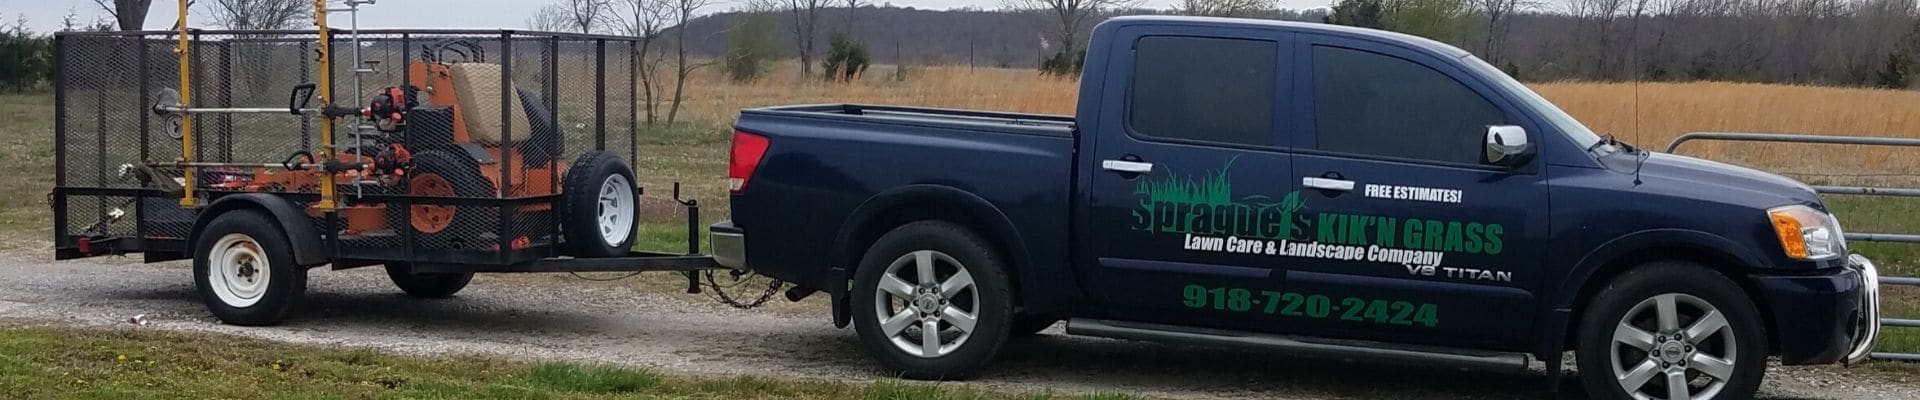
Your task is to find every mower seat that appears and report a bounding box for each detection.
[447,63,532,146]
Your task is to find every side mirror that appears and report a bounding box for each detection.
[1484,125,1533,167]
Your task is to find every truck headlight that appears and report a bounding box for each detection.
[1768,205,1845,261]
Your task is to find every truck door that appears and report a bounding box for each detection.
[1081,25,1299,330]
[1279,34,1547,348]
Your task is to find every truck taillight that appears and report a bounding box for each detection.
[729,130,770,193]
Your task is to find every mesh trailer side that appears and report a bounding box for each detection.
[54,30,642,266]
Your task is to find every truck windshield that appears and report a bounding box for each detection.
[1461,56,1611,153]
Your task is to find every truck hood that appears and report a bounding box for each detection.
[1633,151,1820,208]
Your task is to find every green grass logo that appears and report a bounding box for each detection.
[1136,158,1238,206]
[1131,157,1307,240]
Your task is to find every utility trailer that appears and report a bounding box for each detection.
[51,1,735,326]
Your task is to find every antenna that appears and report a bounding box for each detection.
[1628,0,1649,186]
[1629,0,1645,148]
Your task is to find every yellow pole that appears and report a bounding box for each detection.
[313,0,338,210]
[175,0,196,207]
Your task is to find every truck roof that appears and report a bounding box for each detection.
[1102,16,1474,59]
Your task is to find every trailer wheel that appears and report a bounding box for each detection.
[851,221,1013,380]
[383,263,474,298]
[194,209,305,326]
[1576,262,1765,400]
[561,151,638,258]
[395,150,497,250]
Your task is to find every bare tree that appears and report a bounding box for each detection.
[842,0,871,35]
[782,0,828,75]
[202,0,310,30]
[1472,0,1539,64]
[563,0,612,34]
[1178,0,1278,18]
[528,4,572,31]
[91,0,154,30]
[1003,0,1141,58]
[665,0,717,124]
[1567,0,1628,77]
[612,0,672,124]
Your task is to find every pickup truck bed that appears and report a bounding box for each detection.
[758,104,1076,135]
[727,104,1078,304]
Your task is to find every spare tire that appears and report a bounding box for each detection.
[561,151,638,258]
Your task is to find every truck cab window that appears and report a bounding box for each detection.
[1311,45,1507,165]
[1127,36,1278,147]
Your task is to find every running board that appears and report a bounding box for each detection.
[1065,318,1531,371]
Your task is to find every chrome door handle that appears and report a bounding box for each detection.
[1302,177,1355,191]
[1102,160,1154,174]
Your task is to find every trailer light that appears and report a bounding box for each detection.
[1769,205,1845,261]
[729,130,770,193]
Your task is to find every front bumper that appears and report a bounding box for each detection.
[1843,254,1881,365]
[1752,253,1879,365]
[709,220,748,271]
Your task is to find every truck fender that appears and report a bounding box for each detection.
[187,194,328,267]
[1538,228,1766,357]
[825,185,1037,328]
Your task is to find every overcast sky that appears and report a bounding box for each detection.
[4,0,1339,34]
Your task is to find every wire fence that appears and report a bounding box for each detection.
[1666,131,1908,362]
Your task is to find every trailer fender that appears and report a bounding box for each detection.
[188,194,328,267]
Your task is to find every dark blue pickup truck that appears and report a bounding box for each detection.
[710,16,1881,400]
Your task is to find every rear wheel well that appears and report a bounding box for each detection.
[1563,246,1778,353]
[840,199,1023,308]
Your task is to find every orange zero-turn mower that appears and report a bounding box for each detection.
[161,40,638,259]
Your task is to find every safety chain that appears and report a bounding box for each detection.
[703,270,784,309]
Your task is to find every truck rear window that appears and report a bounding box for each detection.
[1127,36,1278,147]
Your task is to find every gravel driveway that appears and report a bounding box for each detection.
[1,252,1914,399]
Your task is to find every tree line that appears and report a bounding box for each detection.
[1,0,328,93]
[8,0,1916,94]
[1324,0,1920,88]
[655,0,1918,88]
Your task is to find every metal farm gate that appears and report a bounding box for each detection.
[1666,132,1919,362]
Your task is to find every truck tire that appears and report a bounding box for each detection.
[396,150,497,250]
[1009,315,1059,337]
[1575,262,1765,400]
[851,221,1014,380]
[560,151,638,258]
[193,209,306,326]
[383,263,474,298]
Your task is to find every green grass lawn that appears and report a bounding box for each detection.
[0,324,1132,400]
[0,92,57,234]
